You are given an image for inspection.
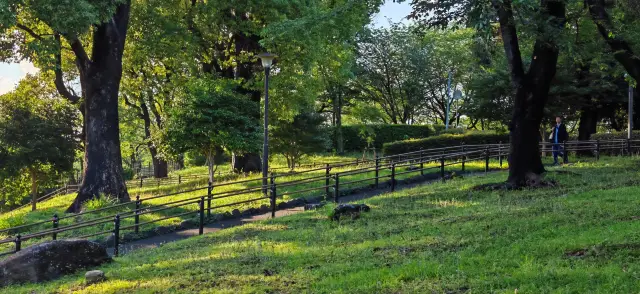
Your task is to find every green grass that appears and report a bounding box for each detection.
[5,156,640,293]
[0,153,503,254]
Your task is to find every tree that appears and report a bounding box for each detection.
[1,0,133,212]
[271,112,330,170]
[410,0,567,186]
[0,75,78,211]
[164,78,261,183]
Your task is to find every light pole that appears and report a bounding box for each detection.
[626,73,634,139]
[257,53,276,196]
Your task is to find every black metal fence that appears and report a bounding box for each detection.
[0,139,634,257]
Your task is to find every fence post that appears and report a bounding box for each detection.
[334,173,340,202]
[498,142,503,168]
[113,214,120,257]
[461,143,465,173]
[325,164,331,200]
[134,196,140,234]
[627,138,632,156]
[485,147,490,173]
[139,177,143,188]
[178,175,182,184]
[198,197,205,235]
[375,156,380,188]
[15,234,21,252]
[563,141,569,163]
[52,214,59,240]
[391,164,396,192]
[596,140,600,160]
[270,175,277,218]
[420,149,424,176]
[356,158,359,166]
[207,181,213,218]
[440,158,445,183]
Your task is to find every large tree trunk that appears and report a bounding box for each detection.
[495,0,565,186]
[67,2,131,212]
[149,146,168,178]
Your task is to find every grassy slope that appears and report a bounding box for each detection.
[6,157,640,293]
[0,152,502,252]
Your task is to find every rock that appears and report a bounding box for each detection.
[259,205,271,213]
[104,234,115,247]
[304,203,326,211]
[231,209,241,217]
[0,239,111,286]
[331,204,371,221]
[85,270,106,284]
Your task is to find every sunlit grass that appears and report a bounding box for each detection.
[1,152,507,254]
[5,155,640,293]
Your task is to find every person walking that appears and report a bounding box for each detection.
[550,116,568,165]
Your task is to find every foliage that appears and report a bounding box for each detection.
[383,131,509,155]
[332,124,434,151]
[0,74,79,207]
[271,112,330,169]
[164,78,261,179]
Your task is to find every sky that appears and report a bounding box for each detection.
[0,0,412,95]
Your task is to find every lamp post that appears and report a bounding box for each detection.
[445,71,462,130]
[626,73,634,139]
[257,53,276,196]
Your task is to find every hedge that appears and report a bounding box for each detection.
[383,131,509,155]
[590,131,640,141]
[332,124,434,151]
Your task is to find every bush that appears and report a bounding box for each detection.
[590,131,640,141]
[332,124,434,151]
[383,131,509,155]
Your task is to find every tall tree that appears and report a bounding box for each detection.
[410,0,566,186]
[0,75,78,211]
[164,78,261,183]
[1,0,132,211]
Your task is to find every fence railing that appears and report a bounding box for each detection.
[0,139,635,258]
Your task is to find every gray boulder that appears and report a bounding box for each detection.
[331,204,371,221]
[0,239,111,286]
[85,270,106,284]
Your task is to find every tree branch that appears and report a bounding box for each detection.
[16,23,43,40]
[586,0,640,82]
[53,34,81,103]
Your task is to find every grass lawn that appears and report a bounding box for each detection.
[0,152,503,254]
[5,156,640,293]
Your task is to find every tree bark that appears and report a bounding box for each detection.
[29,168,37,211]
[334,93,344,154]
[149,146,168,178]
[66,2,131,212]
[494,0,566,186]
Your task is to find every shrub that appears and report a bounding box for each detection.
[383,131,509,155]
[590,131,640,141]
[332,124,434,151]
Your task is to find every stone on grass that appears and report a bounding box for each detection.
[0,239,111,286]
[85,270,106,284]
[331,204,371,221]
